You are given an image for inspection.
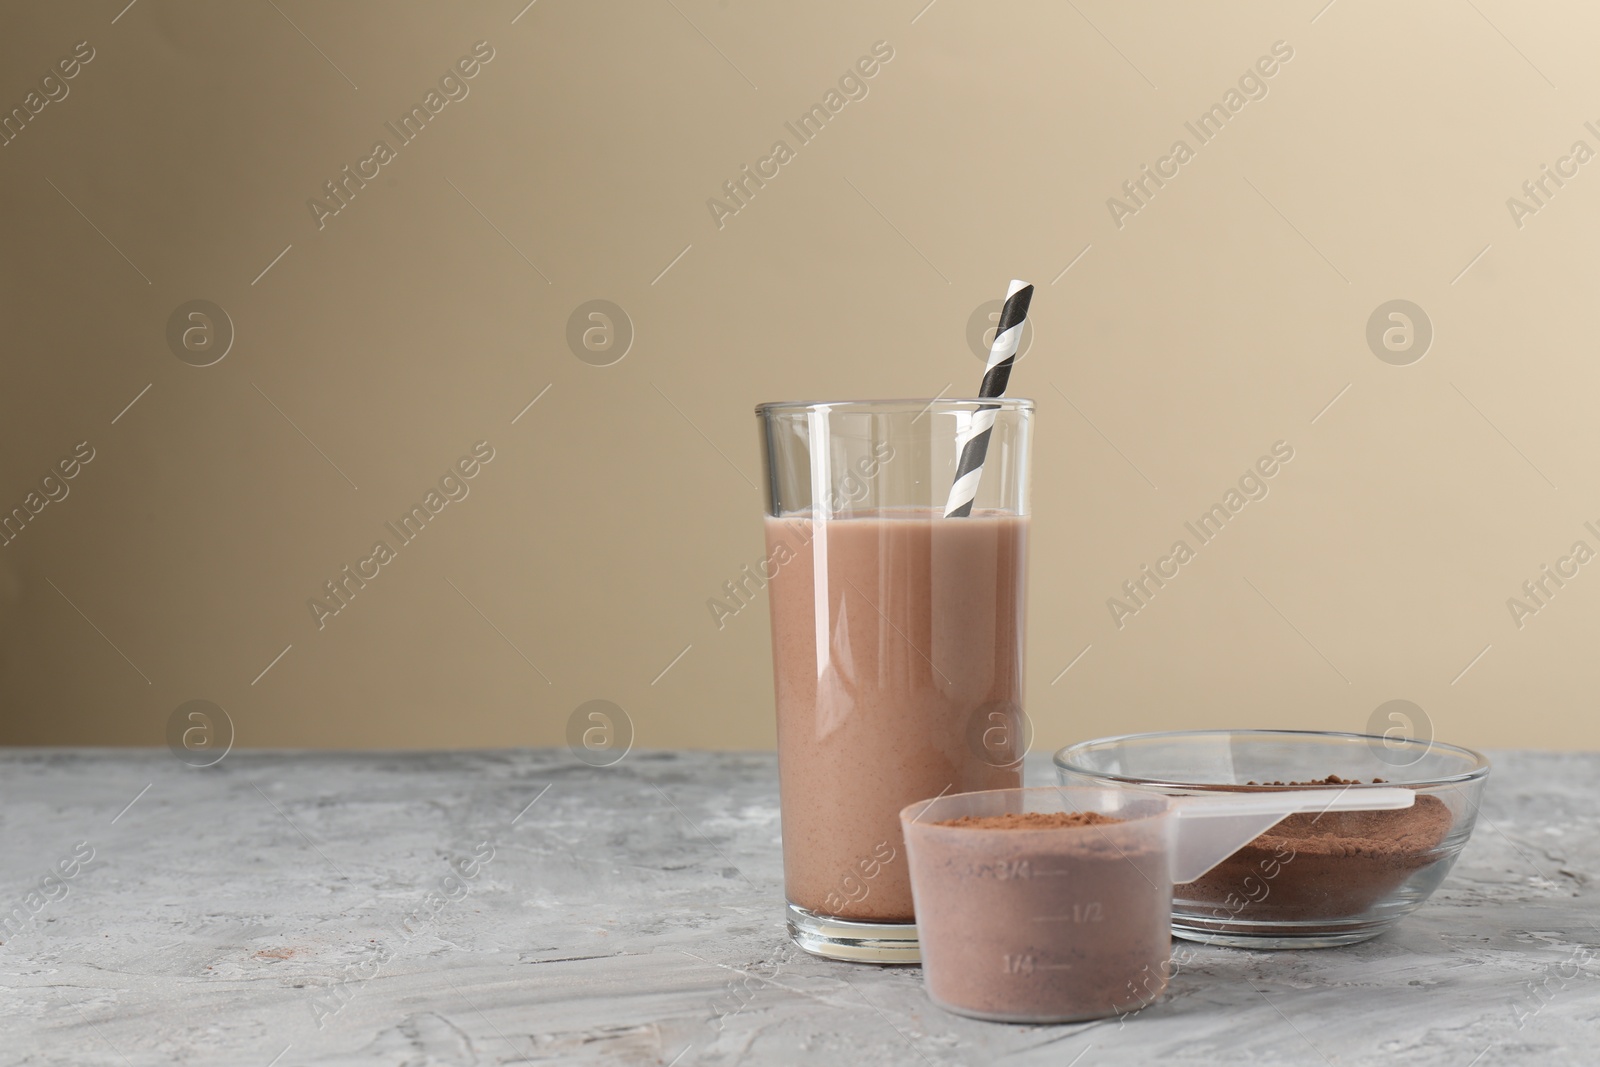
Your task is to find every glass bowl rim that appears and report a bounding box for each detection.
[1052,728,1491,789]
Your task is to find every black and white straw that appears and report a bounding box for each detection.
[944,279,1033,517]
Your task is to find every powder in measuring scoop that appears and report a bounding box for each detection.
[935,811,1123,831]
[911,810,1171,1022]
[1178,779,1455,926]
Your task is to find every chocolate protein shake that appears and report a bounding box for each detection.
[766,508,1029,923]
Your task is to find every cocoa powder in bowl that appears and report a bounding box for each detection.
[907,810,1170,1023]
[1178,777,1455,927]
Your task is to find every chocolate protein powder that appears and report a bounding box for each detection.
[937,812,1122,831]
[907,811,1169,1022]
[1178,778,1455,928]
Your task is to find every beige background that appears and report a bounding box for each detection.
[2,0,1596,753]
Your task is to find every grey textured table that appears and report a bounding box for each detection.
[2,749,1594,1065]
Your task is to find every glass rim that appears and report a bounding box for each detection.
[1052,728,1492,788]
[755,397,1034,416]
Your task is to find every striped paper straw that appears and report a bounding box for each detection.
[944,279,1034,517]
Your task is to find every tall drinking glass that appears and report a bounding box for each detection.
[756,398,1033,962]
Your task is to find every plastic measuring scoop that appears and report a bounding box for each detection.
[900,785,1416,1024]
[1166,786,1414,883]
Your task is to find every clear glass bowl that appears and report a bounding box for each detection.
[1053,729,1490,948]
